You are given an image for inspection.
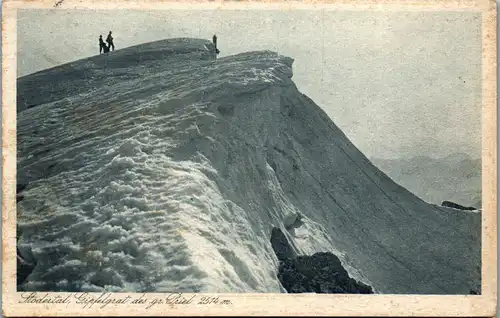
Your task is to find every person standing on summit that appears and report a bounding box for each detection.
[212,34,220,55]
[106,31,115,52]
[98,35,108,54]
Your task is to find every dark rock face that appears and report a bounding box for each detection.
[278,253,374,294]
[270,227,296,260]
[270,227,374,294]
[442,200,477,211]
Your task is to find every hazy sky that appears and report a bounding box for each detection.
[17,9,482,160]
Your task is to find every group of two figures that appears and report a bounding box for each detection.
[99,31,115,54]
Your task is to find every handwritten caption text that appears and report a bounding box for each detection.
[18,292,233,309]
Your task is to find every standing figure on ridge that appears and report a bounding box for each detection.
[106,31,115,52]
[99,35,108,54]
[212,34,220,55]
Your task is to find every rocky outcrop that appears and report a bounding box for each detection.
[278,253,374,294]
[442,200,477,211]
[270,228,297,260]
[271,228,373,294]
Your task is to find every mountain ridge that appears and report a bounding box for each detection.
[17,38,480,294]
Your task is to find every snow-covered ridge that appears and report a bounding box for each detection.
[17,38,480,294]
[17,38,220,113]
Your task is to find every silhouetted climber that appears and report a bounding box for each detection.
[106,31,115,52]
[103,43,110,54]
[212,34,220,55]
[99,35,107,54]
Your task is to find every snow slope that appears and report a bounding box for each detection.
[16,38,480,294]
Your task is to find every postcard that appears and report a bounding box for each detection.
[2,0,497,316]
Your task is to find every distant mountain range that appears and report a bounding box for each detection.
[370,153,481,207]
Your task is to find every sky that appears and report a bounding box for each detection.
[17,9,482,160]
